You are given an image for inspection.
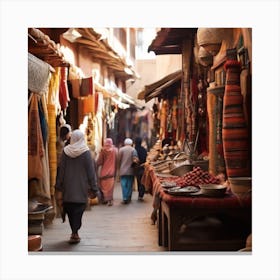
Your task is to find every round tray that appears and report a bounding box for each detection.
[161,181,177,188]
[197,184,227,197]
[155,173,177,178]
[167,186,200,196]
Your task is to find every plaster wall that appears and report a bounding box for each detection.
[155,54,182,80]
[126,54,182,108]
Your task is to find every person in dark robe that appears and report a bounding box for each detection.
[134,137,148,201]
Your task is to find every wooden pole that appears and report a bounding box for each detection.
[181,39,192,142]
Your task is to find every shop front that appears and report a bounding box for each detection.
[140,28,252,251]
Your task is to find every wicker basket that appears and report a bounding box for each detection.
[198,46,213,67]
[197,28,228,55]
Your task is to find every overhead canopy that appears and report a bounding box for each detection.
[63,28,139,81]
[138,70,182,102]
[28,28,70,67]
[148,28,197,55]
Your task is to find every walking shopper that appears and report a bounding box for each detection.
[134,137,147,201]
[56,123,72,167]
[96,138,118,206]
[60,124,72,146]
[118,138,139,204]
[55,129,99,244]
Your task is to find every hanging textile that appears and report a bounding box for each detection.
[59,67,70,111]
[159,100,168,139]
[86,113,95,147]
[171,98,178,130]
[28,93,44,180]
[83,94,95,115]
[222,52,250,177]
[95,91,99,114]
[77,94,95,127]
[70,79,81,98]
[41,142,51,200]
[47,69,61,194]
[80,77,94,96]
[207,90,218,174]
[68,65,84,98]
[38,99,48,147]
[47,103,57,196]
[48,67,61,112]
[78,99,85,126]
[28,53,51,95]
[94,93,104,153]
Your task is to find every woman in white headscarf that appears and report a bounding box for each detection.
[55,129,99,244]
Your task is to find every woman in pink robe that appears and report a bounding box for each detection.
[96,138,118,206]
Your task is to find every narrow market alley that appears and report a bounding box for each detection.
[2,1,280,279]
[41,182,165,253]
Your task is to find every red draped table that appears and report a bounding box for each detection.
[142,165,252,251]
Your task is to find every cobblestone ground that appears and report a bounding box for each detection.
[40,182,165,253]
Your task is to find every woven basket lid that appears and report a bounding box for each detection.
[197,28,229,55]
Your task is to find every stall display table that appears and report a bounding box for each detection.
[142,165,252,251]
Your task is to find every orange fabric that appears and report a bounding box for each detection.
[83,94,95,114]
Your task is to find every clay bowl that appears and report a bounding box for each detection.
[193,160,209,171]
[200,184,227,197]
[228,177,252,195]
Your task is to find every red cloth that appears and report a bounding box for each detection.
[59,67,70,110]
[80,77,94,96]
[70,79,81,98]
[159,188,250,209]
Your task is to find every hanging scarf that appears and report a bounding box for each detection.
[28,93,44,180]
[64,129,89,158]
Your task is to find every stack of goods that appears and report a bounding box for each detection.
[152,160,174,174]
[160,167,220,187]
[146,140,162,163]
[160,167,227,197]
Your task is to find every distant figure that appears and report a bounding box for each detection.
[118,138,139,204]
[55,129,100,244]
[134,137,147,201]
[57,124,72,167]
[96,138,118,206]
[60,124,72,146]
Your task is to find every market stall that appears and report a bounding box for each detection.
[142,164,251,251]
[27,27,139,250]
[139,28,252,252]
